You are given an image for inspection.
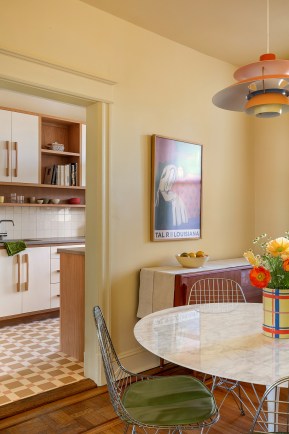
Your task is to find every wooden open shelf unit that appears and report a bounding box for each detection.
[0,109,86,207]
[41,116,82,187]
[0,203,85,208]
[0,182,85,207]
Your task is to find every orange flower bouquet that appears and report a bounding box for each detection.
[244,234,289,289]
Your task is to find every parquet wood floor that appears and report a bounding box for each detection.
[0,364,263,433]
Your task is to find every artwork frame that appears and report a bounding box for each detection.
[151,134,202,242]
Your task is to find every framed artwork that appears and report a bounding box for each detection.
[151,135,202,241]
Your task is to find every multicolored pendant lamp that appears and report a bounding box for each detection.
[212,0,289,118]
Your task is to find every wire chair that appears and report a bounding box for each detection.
[188,278,247,416]
[187,278,246,305]
[93,306,220,433]
[249,376,289,433]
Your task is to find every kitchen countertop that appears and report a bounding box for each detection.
[0,237,85,247]
[57,246,85,255]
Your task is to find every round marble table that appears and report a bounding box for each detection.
[134,303,289,386]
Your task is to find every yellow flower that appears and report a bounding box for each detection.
[243,250,260,266]
[266,237,289,257]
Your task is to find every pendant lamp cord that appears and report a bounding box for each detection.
[267,0,270,53]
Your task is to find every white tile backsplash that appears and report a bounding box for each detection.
[0,207,85,240]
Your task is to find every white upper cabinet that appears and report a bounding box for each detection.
[0,109,12,182]
[0,109,39,184]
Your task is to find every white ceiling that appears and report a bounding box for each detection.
[80,0,289,67]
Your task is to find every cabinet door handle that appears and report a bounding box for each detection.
[24,253,29,291]
[14,142,18,178]
[16,254,21,292]
[6,141,10,177]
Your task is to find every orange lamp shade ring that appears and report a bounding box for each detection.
[245,92,289,117]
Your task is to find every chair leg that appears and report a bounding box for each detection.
[123,422,130,433]
[210,375,218,392]
[237,383,246,416]
[211,377,245,416]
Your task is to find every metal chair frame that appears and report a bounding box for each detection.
[187,277,247,305]
[188,278,247,416]
[249,376,289,433]
[93,306,220,433]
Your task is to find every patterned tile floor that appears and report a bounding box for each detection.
[0,318,85,406]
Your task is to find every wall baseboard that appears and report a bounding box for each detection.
[118,346,160,373]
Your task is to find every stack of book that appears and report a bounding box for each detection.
[43,163,78,186]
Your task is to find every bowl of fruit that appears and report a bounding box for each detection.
[176,251,209,268]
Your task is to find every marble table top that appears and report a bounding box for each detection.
[134,303,289,386]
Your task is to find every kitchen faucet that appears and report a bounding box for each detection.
[0,219,15,240]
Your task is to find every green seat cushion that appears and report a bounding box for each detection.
[122,375,217,426]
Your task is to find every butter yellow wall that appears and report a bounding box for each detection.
[253,117,289,240]
[0,0,254,364]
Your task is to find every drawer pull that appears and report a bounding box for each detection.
[16,254,21,292]
[24,253,29,291]
[14,142,18,178]
[6,141,10,177]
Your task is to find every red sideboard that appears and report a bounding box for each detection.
[174,264,261,306]
[137,258,262,319]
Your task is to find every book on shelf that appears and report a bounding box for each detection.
[71,164,75,186]
[64,165,70,186]
[70,162,78,186]
[43,166,53,184]
[51,165,57,185]
[57,165,61,185]
[72,163,78,185]
[57,165,65,186]
[44,163,78,186]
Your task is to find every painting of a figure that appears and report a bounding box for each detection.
[151,135,202,241]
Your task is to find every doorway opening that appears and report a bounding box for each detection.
[0,50,112,392]
[0,88,88,407]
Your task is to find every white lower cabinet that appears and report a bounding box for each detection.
[0,246,51,317]
[21,247,51,313]
[50,246,61,308]
[0,243,85,318]
[0,250,22,316]
[50,245,84,308]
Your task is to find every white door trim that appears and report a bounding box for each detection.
[0,48,115,104]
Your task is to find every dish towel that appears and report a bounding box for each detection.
[4,241,27,256]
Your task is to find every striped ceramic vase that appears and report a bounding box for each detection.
[263,288,289,338]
